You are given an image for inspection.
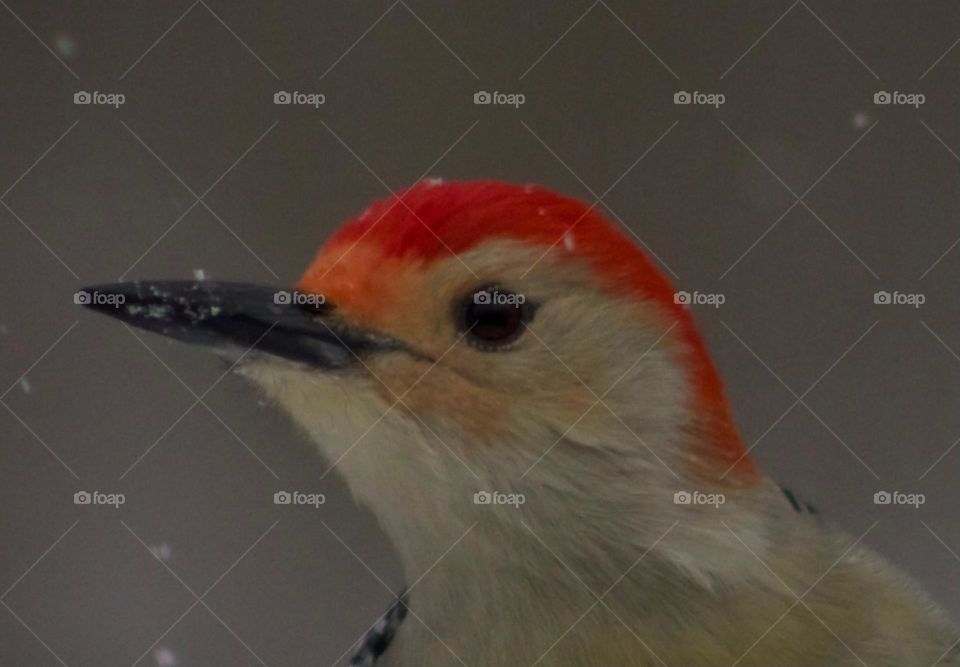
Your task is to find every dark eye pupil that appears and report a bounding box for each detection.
[467,302,522,340]
[460,287,530,348]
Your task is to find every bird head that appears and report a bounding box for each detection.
[82,180,761,580]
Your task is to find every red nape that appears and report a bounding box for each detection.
[311,179,757,478]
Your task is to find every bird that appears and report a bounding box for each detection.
[81,180,958,666]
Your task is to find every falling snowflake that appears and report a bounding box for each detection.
[54,33,78,59]
[149,543,172,561]
[153,646,177,666]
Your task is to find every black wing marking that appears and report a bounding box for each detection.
[350,590,409,666]
[780,486,818,515]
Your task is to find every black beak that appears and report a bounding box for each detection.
[77,281,404,368]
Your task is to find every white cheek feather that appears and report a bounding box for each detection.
[242,258,780,628]
[245,313,776,596]
[247,360,478,546]
[238,247,958,666]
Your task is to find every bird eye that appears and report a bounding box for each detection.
[458,285,533,349]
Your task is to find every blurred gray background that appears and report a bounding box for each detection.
[2,1,959,665]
